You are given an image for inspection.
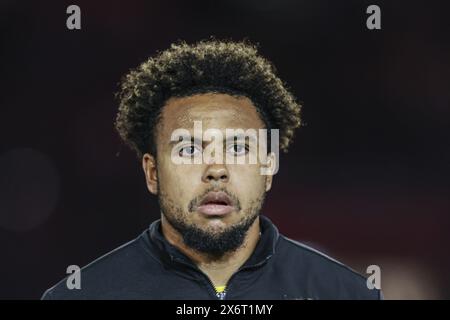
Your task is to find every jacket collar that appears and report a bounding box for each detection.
[145,215,279,270]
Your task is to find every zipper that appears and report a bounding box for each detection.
[170,254,273,300]
[205,274,225,300]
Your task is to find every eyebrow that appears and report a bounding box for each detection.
[225,133,258,144]
[169,134,202,146]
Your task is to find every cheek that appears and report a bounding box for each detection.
[230,165,266,199]
[159,161,203,200]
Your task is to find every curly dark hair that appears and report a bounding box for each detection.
[115,39,302,158]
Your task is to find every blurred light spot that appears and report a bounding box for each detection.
[379,259,441,299]
[0,148,60,232]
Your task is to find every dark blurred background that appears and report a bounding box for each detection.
[1,0,449,299]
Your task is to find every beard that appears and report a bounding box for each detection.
[158,186,266,257]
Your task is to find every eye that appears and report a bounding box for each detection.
[227,143,248,156]
[179,144,201,157]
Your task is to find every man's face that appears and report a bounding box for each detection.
[143,93,273,255]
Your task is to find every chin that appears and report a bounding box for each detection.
[201,219,230,232]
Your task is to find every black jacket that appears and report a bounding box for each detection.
[42,216,381,300]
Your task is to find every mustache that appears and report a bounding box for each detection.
[188,187,241,212]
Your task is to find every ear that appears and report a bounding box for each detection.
[142,153,158,195]
[263,152,276,192]
[265,174,273,192]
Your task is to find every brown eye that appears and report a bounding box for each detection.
[179,145,201,157]
[227,144,248,156]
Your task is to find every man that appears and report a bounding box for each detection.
[42,40,381,300]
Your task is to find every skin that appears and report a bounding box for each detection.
[142,93,275,287]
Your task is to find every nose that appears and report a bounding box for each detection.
[202,164,229,183]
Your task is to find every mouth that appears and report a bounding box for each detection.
[196,191,235,217]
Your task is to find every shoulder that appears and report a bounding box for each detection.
[41,231,159,300]
[274,235,382,300]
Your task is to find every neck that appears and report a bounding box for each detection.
[161,215,261,287]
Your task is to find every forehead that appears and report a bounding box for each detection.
[159,93,265,133]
